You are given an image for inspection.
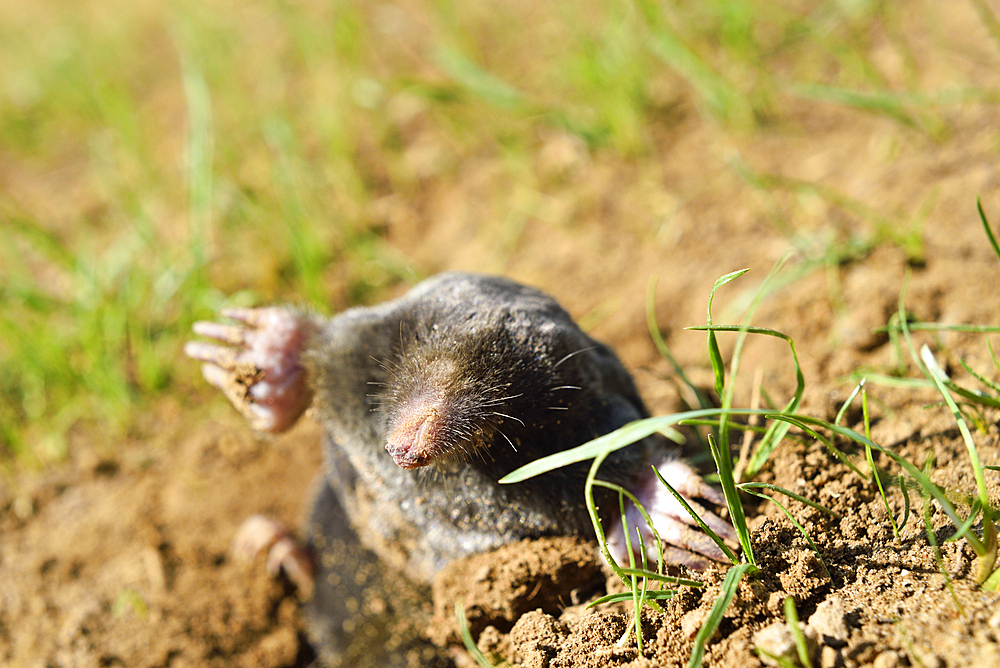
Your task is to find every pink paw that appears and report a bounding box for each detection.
[233,515,315,595]
[184,307,317,433]
[606,457,736,571]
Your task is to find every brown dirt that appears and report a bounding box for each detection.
[4,3,1000,667]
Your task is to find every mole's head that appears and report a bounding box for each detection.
[383,356,474,469]
[380,325,548,471]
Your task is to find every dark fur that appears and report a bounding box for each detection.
[303,273,662,582]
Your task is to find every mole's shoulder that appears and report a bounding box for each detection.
[407,272,545,297]
[398,272,571,321]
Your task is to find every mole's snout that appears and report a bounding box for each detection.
[385,398,447,469]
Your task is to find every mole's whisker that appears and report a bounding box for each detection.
[553,346,596,370]
[494,426,517,453]
[490,412,525,427]
[478,397,519,409]
[371,355,400,379]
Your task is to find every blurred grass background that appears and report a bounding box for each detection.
[2,0,998,468]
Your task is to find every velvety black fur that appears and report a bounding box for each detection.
[303,273,663,582]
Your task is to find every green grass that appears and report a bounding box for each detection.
[457,601,507,668]
[503,263,812,655]
[504,212,1000,660]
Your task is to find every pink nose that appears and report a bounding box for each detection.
[385,401,443,469]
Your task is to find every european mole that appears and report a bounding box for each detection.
[185,273,732,663]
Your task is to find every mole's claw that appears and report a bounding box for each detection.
[674,498,737,543]
[234,515,315,596]
[184,341,240,369]
[676,527,728,562]
[655,458,726,506]
[218,307,264,326]
[191,321,250,347]
[661,547,716,572]
[689,479,725,507]
[200,362,234,391]
[234,515,286,559]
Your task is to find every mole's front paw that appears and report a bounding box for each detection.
[184,307,317,433]
[608,457,737,571]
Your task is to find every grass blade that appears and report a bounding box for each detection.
[434,44,525,111]
[612,569,702,587]
[687,322,804,478]
[634,0,752,126]
[707,432,753,566]
[500,417,684,483]
[456,601,499,668]
[687,563,754,668]
[589,590,677,605]
[976,196,1000,262]
[179,50,213,292]
[969,0,1000,57]
[705,269,750,398]
[896,274,994,574]
[788,82,919,128]
[920,485,965,615]
[741,487,830,579]
[501,406,800,486]
[647,275,712,412]
[783,597,814,668]
[737,483,839,518]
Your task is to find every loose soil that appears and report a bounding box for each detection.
[4,5,1000,667]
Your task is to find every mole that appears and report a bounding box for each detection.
[185,272,733,665]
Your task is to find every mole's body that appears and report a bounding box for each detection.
[305,274,665,580]
[186,273,731,665]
